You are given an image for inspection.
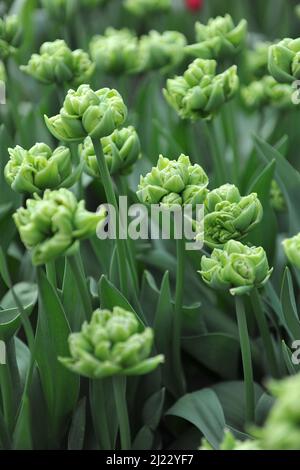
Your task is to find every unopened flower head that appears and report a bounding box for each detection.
[270,180,285,212]
[13,188,106,265]
[21,39,95,87]
[252,373,300,450]
[244,41,271,79]
[282,232,300,269]
[139,30,187,72]
[90,28,140,75]
[0,15,20,60]
[186,14,247,60]
[268,37,300,83]
[124,0,171,16]
[200,239,272,296]
[164,58,239,121]
[59,306,164,379]
[241,76,296,110]
[80,126,141,178]
[137,153,209,207]
[45,84,127,142]
[4,143,79,194]
[203,184,263,248]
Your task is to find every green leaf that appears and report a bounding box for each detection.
[281,340,300,374]
[68,398,86,450]
[132,425,153,451]
[280,268,300,339]
[13,396,32,450]
[254,134,300,233]
[142,388,165,431]
[166,389,225,449]
[35,269,79,443]
[62,259,85,331]
[99,275,145,324]
[0,283,38,341]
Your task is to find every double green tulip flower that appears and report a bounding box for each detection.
[139,30,187,72]
[164,58,239,121]
[137,154,209,207]
[241,75,295,110]
[90,28,140,75]
[268,38,300,83]
[45,84,127,142]
[203,184,263,248]
[124,0,171,16]
[13,188,106,265]
[81,126,141,179]
[282,232,300,268]
[200,239,272,296]
[0,15,20,60]
[186,14,247,60]
[21,39,95,87]
[4,143,81,194]
[60,306,164,379]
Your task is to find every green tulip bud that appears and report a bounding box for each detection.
[164,59,239,121]
[282,232,300,268]
[200,239,272,296]
[90,28,140,75]
[252,373,300,450]
[137,154,209,207]
[244,41,271,79]
[59,306,164,379]
[13,188,106,265]
[242,75,295,110]
[268,38,300,83]
[4,143,80,194]
[124,0,171,16]
[203,184,263,248]
[21,39,95,87]
[81,126,141,179]
[270,180,285,211]
[0,15,20,60]
[45,84,127,142]
[186,14,247,60]
[138,30,187,72]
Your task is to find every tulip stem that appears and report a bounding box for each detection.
[91,138,128,296]
[69,254,93,320]
[90,380,112,450]
[203,120,226,186]
[173,236,186,396]
[113,376,131,450]
[250,288,280,378]
[235,296,255,424]
[0,341,15,433]
[223,103,239,184]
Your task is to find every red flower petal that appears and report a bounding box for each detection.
[185,0,204,11]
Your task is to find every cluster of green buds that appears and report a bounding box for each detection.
[21,40,95,87]
[203,184,263,248]
[0,15,20,60]
[124,0,171,16]
[139,31,187,72]
[268,38,300,83]
[270,180,285,211]
[164,59,239,121]
[137,154,209,207]
[80,126,141,178]
[241,76,295,110]
[253,373,300,449]
[200,239,272,296]
[200,430,261,451]
[13,188,106,265]
[90,28,140,75]
[4,143,82,194]
[282,232,300,269]
[186,14,247,60]
[60,306,164,379]
[243,41,271,79]
[45,84,127,142]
